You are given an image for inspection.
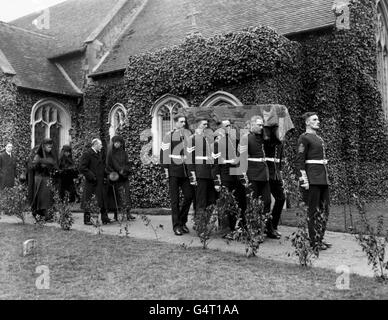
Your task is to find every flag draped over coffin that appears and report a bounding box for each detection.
[181,104,294,141]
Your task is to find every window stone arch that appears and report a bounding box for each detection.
[199,91,242,108]
[30,99,71,150]
[377,0,388,121]
[150,94,189,156]
[108,103,127,139]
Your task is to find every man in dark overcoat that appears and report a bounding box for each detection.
[79,138,110,225]
[0,143,17,190]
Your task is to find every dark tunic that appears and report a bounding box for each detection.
[295,132,329,185]
[79,148,107,210]
[212,133,243,182]
[0,151,17,190]
[160,129,191,178]
[187,132,214,179]
[241,133,269,181]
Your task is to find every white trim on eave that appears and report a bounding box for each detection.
[54,62,83,94]
[0,49,16,75]
[90,0,149,74]
[85,0,130,44]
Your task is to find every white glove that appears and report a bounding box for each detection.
[299,170,309,190]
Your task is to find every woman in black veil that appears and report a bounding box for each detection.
[31,138,58,221]
[58,145,79,203]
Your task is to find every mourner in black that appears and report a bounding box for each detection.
[58,145,79,203]
[79,138,111,225]
[160,114,194,236]
[213,119,246,233]
[106,135,135,221]
[0,143,17,190]
[31,138,58,222]
[240,115,280,239]
[264,126,286,238]
[187,117,217,220]
[296,112,331,250]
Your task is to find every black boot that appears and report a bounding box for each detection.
[84,212,92,225]
[266,220,280,239]
[101,210,111,224]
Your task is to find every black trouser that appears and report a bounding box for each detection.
[195,178,217,215]
[249,180,271,214]
[169,176,194,230]
[269,179,286,229]
[302,185,330,245]
[222,179,247,230]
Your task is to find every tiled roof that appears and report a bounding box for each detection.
[10,0,122,56]
[0,22,80,95]
[94,0,335,75]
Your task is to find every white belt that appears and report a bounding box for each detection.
[248,158,266,162]
[305,160,328,165]
[222,160,235,164]
[265,158,281,163]
[169,155,184,159]
[195,156,209,160]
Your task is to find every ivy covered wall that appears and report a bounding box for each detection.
[0,72,79,175]
[291,0,388,202]
[80,26,303,208]
[80,0,388,208]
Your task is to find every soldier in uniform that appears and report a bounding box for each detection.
[212,119,246,233]
[239,115,280,239]
[296,112,331,250]
[187,117,218,217]
[264,126,285,238]
[160,114,194,236]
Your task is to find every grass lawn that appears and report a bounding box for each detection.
[0,223,387,300]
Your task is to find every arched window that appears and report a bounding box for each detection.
[151,94,189,156]
[31,99,71,150]
[108,103,127,138]
[377,0,388,121]
[200,91,242,108]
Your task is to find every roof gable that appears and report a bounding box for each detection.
[0,22,80,95]
[10,0,122,56]
[94,0,335,75]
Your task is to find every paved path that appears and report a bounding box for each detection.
[0,212,377,278]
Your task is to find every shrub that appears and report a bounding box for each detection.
[353,194,388,281]
[0,182,29,224]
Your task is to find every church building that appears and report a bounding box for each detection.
[1,0,387,207]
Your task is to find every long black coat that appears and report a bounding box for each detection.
[79,148,107,210]
[0,151,17,190]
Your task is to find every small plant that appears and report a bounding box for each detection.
[213,187,240,234]
[353,194,388,282]
[86,195,103,235]
[116,186,132,237]
[243,192,270,257]
[140,214,163,241]
[0,181,29,224]
[178,240,194,250]
[48,179,74,231]
[193,204,218,249]
[287,205,318,267]
[223,192,270,257]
